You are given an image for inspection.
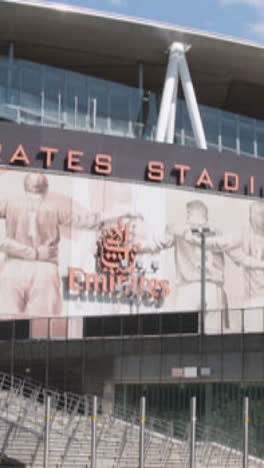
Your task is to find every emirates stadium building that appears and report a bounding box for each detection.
[1,0,264,465]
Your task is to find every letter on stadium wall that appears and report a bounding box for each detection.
[40,147,59,168]
[147,161,164,181]
[67,150,84,172]
[9,144,30,165]
[95,154,112,175]
[224,172,239,192]
[174,164,191,184]
[196,168,213,188]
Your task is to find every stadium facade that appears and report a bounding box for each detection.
[1,0,264,452]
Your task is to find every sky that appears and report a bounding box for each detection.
[38,0,264,43]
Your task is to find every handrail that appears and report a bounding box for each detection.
[61,413,82,466]
[0,372,264,466]
[0,371,102,416]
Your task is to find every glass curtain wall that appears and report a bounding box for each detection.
[1,55,264,158]
[0,55,155,138]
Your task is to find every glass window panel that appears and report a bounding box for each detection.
[9,64,20,107]
[0,64,8,103]
[102,316,121,336]
[88,76,109,133]
[122,315,139,335]
[43,67,64,125]
[0,321,12,340]
[256,123,264,157]
[66,72,87,129]
[129,86,141,123]
[130,87,144,139]
[15,320,30,339]
[20,65,42,116]
[182,101,194,138]
[175,99,183,129]
[141,91,157,140]
[146,92,157,127]
[207,141,219,151]
[0,56,8,66]
[239,118,254,156]
[175,99,183,144]
[185,135,196,148]
[141,314,160,335]
[221,115,237,152]
[83,317,102,337]
[109,81,129,135]
[200,106,219,147]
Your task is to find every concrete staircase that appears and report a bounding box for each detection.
[0,373,263,467]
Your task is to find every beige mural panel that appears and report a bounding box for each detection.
[0,168,263,335]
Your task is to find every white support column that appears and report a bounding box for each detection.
[178,45,207,150]
[156,41,207,150]
[165,73,178,144]
[155,43,180,143]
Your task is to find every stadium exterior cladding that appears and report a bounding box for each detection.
[1,0,264,444]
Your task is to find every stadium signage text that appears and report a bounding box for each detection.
[0,122,263,198]
[0,143,257,196]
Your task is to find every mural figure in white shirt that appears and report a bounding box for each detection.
[131,200,228,334]
[197,201,264,333]
[0,172,139,319]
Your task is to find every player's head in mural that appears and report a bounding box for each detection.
[24,173,49,202]
[186,200,208,228]
[249,202,264,235]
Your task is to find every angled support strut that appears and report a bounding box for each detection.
[156,42,207,150]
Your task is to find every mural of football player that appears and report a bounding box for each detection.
[130,199,228,333]
[195,201,264,332]
[0,172,135,318]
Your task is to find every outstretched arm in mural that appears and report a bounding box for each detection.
[228,247,264,270]
[185,230,264,270]
[184,230,242,251]
[57,199,142,232]
[129,220,184,254]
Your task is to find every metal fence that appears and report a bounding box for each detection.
[0,371,264,467]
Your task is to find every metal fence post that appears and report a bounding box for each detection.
[91,395,97,468]
[10,321,15,380]
[43,395,51,468]
[139,396,146,468]
[243,396,249,468]
[190,396,196,468]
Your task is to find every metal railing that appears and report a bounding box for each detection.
[0,372,264,467]
[0,371,102,417]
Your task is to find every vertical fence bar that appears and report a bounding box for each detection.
[43,395,51,468]
[190,396,196,468]
[243,396,249,468]
[139,396,146,468]
[10,321,15,381]
[45,319,50,388]
[91,395,97,468]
